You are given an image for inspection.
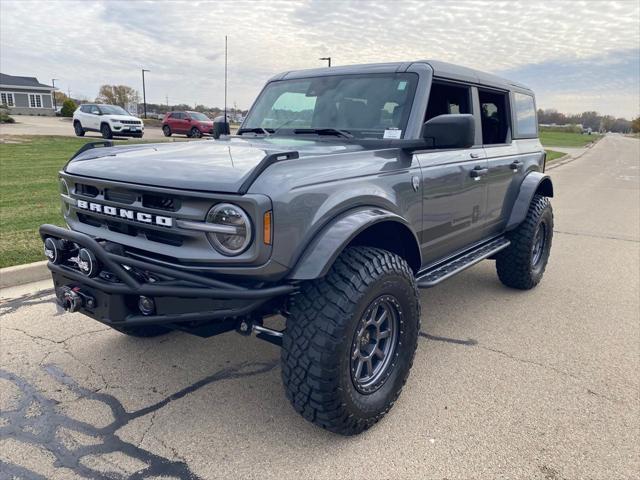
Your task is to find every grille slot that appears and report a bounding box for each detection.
[75,183,99,197]
[105,189,137,204]
[142,193,178,211]
[77,213,183,246]
[77,213,102,227]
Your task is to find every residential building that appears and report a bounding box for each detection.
[0,73,55,116]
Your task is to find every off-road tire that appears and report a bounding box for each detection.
[100,123,113,139]
[496,194,553,290]
[73,121,85,137]
[162,125,172,137]
[112,325,171,338]
[281,247,421,435]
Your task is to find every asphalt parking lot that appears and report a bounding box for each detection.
[0,115,167,140]
[0,135,638,479]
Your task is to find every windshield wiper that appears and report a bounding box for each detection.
[237,127,274,136]
[293,128,353,139]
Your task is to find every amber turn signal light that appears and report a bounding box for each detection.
[263,211,272,245]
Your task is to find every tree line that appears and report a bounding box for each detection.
[538,109,637,133]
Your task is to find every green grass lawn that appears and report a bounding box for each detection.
[539,130,602,148]
[0,135,171,268]
[545,149,567,163]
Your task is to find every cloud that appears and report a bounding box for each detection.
[1,0,638,117]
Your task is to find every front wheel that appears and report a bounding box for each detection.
[73,121,85,137]
[281,247,420,435]
[189,127,202,138]
[100,123,113,139]
[496,194,553,289]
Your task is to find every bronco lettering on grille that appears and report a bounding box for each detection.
[76,199,173,227]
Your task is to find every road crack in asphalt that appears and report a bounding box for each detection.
[554,229,639,243]
[0,360,279,479]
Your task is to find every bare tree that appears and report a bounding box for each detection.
[96,85,139,107]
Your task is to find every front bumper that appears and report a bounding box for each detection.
[111,123,144,136]
[40,224,296,329]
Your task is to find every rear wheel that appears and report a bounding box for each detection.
[73,121,85,137]
[496,194,553,289]
[162,125,172,137]
[189,127,202,138]
[100,123,113,139]
[281,247,420,435]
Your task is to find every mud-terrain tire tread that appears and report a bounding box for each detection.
[281,246,420,435]
[496,194,553,290]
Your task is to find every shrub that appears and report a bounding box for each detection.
[60,99,77,117]
[0,106,15,123]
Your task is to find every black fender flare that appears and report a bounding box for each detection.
[288,207,420,280]
[506,172,554,231]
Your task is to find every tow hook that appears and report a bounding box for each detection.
[236,318,284,347]
[56,286,96,313]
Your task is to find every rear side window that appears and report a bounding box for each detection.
[478,89,510,145]
[513,92,537,137]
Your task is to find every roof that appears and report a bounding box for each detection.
[273,59,532,93]
[0,73,53,89]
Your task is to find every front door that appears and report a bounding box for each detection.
[417,148,488,266]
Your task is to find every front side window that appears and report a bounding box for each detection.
[28,94,42,108]
[188,112,210,121]
[479,89,510,145]
[425,82,471,121]
[1,92,15,107]
[242,73,418,139]
[513,92,537,137]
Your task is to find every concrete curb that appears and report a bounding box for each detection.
[546,137,601,170]
[0,261,49,289]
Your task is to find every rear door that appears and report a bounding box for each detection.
[88,105,102,130]
[173,112,188,133]
[417,81,489,265]
[477,88,527,234]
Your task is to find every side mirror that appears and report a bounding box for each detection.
[421,114,475,149]
[212,115,230,139]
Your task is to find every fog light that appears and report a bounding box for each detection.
[44,237,64,264]
[77,248,99,277]
[138,296,155,316]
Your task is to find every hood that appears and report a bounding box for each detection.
[65,137,364,193]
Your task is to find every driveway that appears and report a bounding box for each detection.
[1,136,638,479]
[0,115,166,140]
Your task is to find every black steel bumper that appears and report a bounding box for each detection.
[39,224,296,328]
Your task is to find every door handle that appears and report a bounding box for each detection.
[470,166,489,179]
[470,152,481,159]
[510,160,523,171]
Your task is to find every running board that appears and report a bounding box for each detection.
[416,237,510,288]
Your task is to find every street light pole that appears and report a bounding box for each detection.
[51,79,58,111]
[319,57,331,67]
[141,69,150,118]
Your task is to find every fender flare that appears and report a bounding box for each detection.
[288,207,420,281]
[506,172,554,231]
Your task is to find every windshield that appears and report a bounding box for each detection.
[99,105,130,115]
[188,112,210,121]
[242,73,418,139]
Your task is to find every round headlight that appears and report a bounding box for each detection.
[60,178,71,216]
[205,203,252,255]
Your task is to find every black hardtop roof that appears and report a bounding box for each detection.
[272,59,532,93]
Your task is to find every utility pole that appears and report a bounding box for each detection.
[51,79,58,111]
[224,35,228,123]
[141,68,150,118]
[166,94,169,107]
[319,57,331,67]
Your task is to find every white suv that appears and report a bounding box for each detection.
[73,104,144,139]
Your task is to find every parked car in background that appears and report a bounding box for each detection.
[162,111,213,138]
[73,104,144,139]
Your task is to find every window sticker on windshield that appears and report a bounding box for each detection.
[397,81,407,91]
[383,129,402,139]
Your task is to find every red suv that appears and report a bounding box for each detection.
[162,111,214,138]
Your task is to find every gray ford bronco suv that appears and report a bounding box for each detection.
[40,60,553,435]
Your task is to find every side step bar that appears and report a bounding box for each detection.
[416,237,510,288]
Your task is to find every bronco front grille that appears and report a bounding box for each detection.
[78,213,184,246]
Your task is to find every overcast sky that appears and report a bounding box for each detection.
[1,0,639,118]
